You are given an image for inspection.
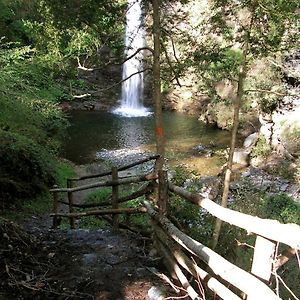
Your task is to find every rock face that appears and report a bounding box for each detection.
[259,94,300,158]
[258,51,300,157]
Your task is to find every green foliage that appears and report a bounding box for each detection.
[251,136,272,159]
[55,161,76,188]
[170,165,198,186]
[260,193,300,224]
[244,58,285,113]
[0,131,57,206]
[0,40,70,204]
[86,188,112,204]
[195,48,243,83]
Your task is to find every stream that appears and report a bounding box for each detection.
[63,110,231,175]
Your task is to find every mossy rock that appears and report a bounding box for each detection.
[281,121,300,157]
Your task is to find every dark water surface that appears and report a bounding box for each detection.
[63,111,231,175]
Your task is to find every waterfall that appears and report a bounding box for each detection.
[113,0,151,117]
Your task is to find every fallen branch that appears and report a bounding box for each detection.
[245,88,300,98]
[146,267,182,294]
[156,239,200,300]
[97,215,151,237]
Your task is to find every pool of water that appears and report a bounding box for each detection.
[62,111,231,175]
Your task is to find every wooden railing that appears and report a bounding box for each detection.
[50,155,159,229]
[50,157,300,300]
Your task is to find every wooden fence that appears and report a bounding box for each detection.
[50,155,300,300]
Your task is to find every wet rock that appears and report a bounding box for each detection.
[193,144,206,153]
[280,183,289,192]
[148,286,166,300]
[192,144,214,157]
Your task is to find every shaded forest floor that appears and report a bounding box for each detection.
[0,216,169,300]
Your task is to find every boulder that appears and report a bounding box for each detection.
[243,132,258,149]
[233,149,250,166]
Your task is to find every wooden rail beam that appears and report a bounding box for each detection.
[143,200,280,300]
[168,182,300,250]
[57,183,152,208]
[153,222,242,300]
[50,173,158,193]
[68,155,159,181]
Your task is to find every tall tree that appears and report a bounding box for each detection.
[207,0,300,249]
[152,0,167,214]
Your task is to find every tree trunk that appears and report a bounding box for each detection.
[152,0,167,213]
[212,42,249,249]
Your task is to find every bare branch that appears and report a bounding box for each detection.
[245,88,300,98]
[72,68,151,99]
[161,42,182,87]
[77,47,154,72]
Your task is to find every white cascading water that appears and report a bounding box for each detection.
[113,0,151,117]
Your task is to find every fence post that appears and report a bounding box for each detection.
[52,185,59,229]
[112,167,119,230]
[251,236,276,282]
[158,170,168,215]
[67,179,76,229]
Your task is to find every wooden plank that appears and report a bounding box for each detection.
[57,183,152,208]
[156,239,200,300]
[251,236,276,282]
[168,183,300,250]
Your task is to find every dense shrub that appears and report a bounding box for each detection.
[0,131,57,207]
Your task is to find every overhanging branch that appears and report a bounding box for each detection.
[73,68,151,99]
[245,88,300,98]
[77,47,154,72]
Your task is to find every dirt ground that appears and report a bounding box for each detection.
[0,216,172,300]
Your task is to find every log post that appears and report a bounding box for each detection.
[158,169,168,215]
[112,167,119,230]
[52,185,59,229]
[67,179,76,229]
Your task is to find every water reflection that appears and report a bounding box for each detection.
[115,116,150,149]
[63,111,231,175]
